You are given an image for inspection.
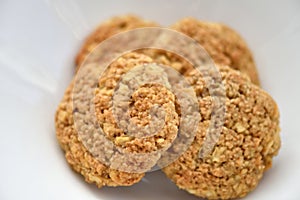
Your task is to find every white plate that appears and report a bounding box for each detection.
[1,0,300,199]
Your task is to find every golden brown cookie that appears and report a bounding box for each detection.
[60,15,278,195]
[75,15,158,70]
[75,16,259,85]
[162,65,280,200]
[171,18,260,85]
[56,54,154,187]
[56,52,181,187]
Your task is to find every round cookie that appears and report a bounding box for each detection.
[56,52,180,187]
[171,18,260,85]
[162,65,280,199]
[75,15,158,70]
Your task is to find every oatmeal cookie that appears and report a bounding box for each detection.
[162,65,280,199]
[56,52,179,187]
[75,16,259,85]
[75,15,158,69]
[171,18,260,85]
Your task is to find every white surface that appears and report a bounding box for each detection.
[0,0,300,199]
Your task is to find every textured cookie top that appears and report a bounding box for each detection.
[55,79,145,188]
[163,65,280,200]
[171,18,260,85]
[56,51,189,188]
[75,16,259,86]
[75,15,158,68]
[57,15,280,195]
[94,53,179,153]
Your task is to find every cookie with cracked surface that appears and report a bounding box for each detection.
[55,80,145,187]
[171,18,260,85]
[56,54,155,187]
[162,65,280,200]
[55,52,181,187]
[75,15,158,70]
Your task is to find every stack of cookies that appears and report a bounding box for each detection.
[55,15,280,200]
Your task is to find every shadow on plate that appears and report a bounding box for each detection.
[81,170,202,200]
